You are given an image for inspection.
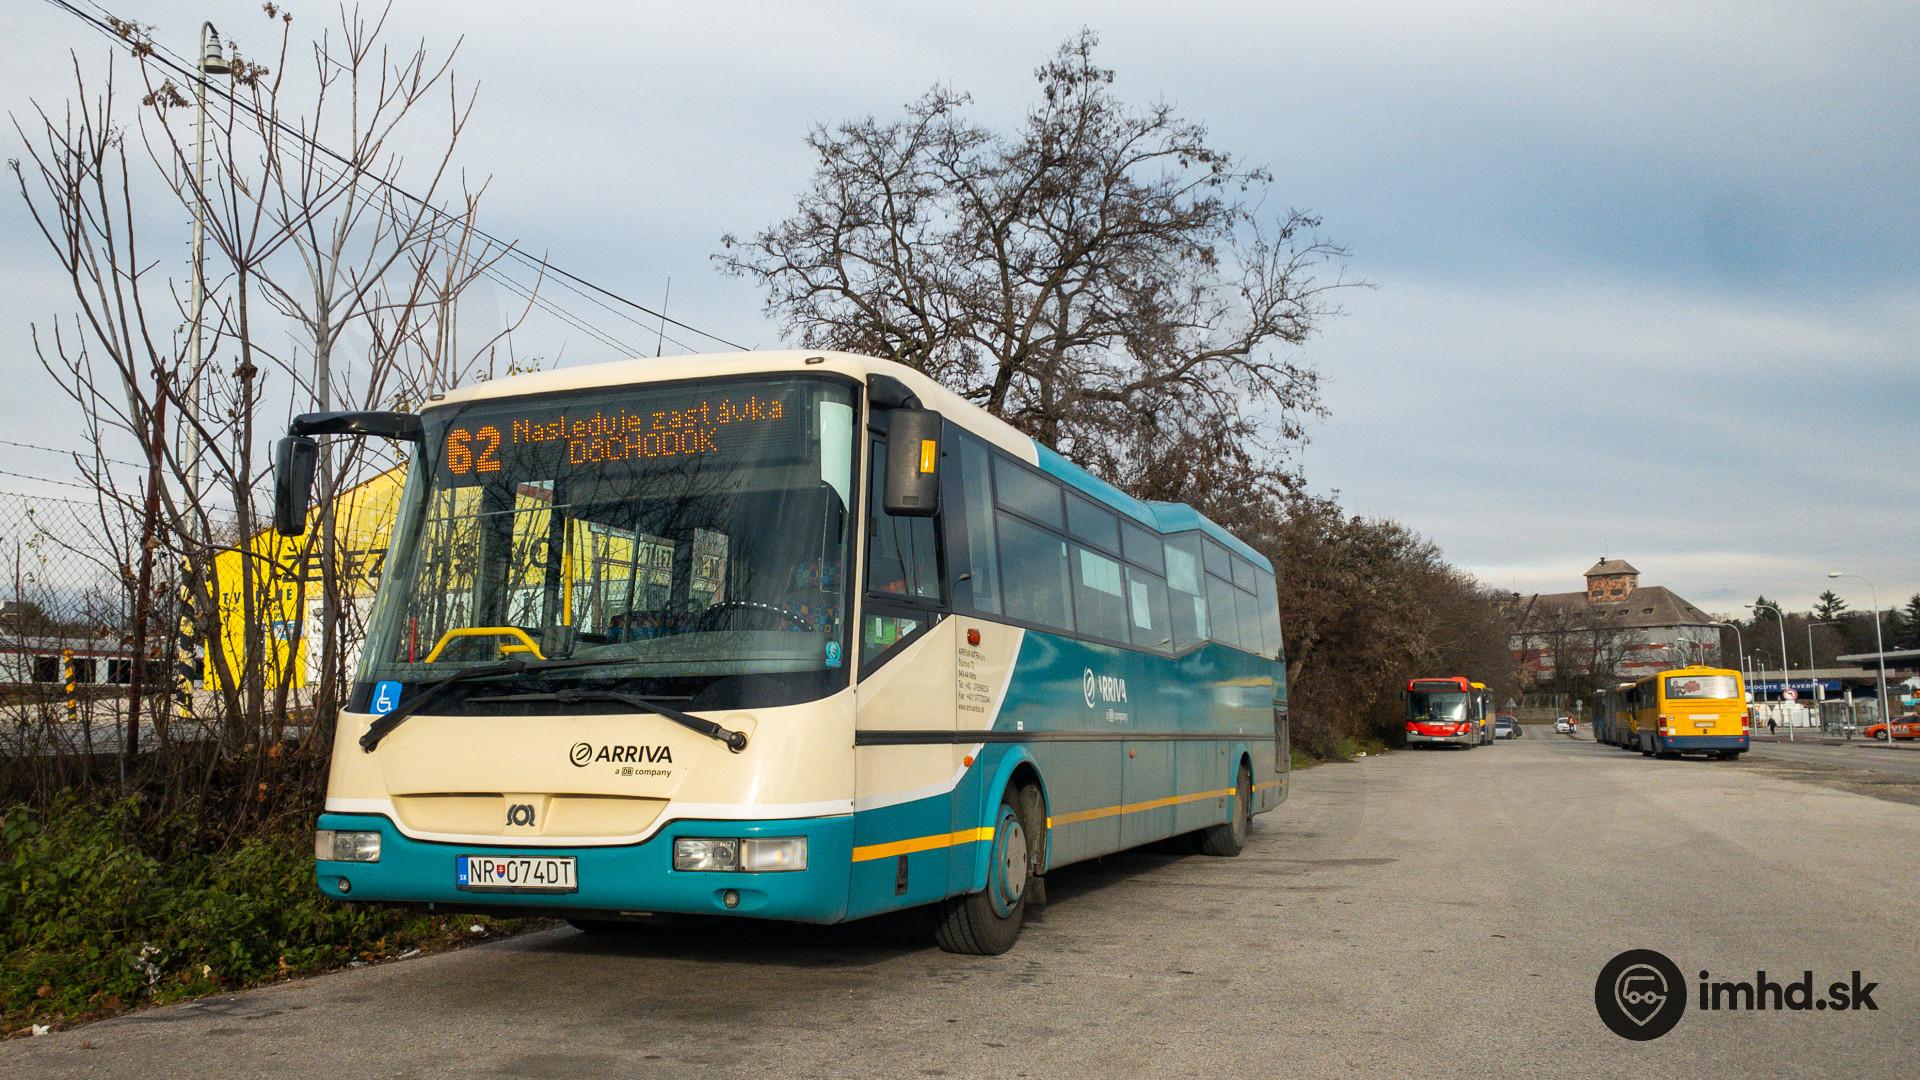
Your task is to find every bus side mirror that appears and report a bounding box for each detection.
[883,407,941,517]
[273,435,319,537]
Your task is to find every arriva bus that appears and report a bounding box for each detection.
[274,351,1288,954]
[1404,676,1488,747]
[1612,666,1749,760]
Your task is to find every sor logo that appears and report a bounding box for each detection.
[505,802,536,827]
[1596,948,1687,1040]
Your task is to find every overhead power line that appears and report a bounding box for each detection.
[46,0,749,355]
[0,438,147,470]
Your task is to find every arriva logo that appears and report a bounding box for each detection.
[1082,668,1128,709]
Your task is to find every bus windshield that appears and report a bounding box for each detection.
[1409,691,1469,721]
[1664,674,1739,700]
[355,374,859,711]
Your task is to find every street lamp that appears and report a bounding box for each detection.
[1828,572,1891,732]
[1712,619,1743,689]
[1750,602,1793,740]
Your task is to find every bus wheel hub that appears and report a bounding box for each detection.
[993,812,1027,913]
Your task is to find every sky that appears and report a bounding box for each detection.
[2,0,1915,616]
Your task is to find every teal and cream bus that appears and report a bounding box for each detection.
[277,351,1287,954]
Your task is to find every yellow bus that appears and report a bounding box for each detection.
[1471,681,1494,745]
[1621,665,1749,760]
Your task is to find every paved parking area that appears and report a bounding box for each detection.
[7,735,1914,1078]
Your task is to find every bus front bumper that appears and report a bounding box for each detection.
[314,811,853,923]
[1406,728,1477,746]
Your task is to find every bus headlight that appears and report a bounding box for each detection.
[673,836,807,872]
[740,837,808,872]
[673,838,739,872]
[315,829,381,863]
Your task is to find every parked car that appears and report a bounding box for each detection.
[1554,717,1574,734]
[1494,716,1519,740]
[1863,715,1920,741]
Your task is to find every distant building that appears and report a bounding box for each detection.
[1510,559,1720,697]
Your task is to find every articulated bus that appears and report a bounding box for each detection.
[1594,683,1633,748]
[1605,666,1749,760]
[276,351,1287,954]
[1404,676,1491,747]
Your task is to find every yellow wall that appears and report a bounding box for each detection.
[207,465,406,690]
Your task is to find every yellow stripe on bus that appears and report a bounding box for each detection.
[1048,786,1237,829]
[850,826,996,863]
[854,777,1285,860]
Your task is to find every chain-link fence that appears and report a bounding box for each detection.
[0,490,147,756]
[0,489,304,763]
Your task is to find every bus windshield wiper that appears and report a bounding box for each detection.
[358,655,639,752]
[466,689,749,754]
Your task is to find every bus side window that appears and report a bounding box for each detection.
[996,512,1073,632]
[1206,571,1242,650]
[1066,494,1120,554]
[954,433,1001,615]
[1165,534,1208,649]
[1070,544,1128,643]
[1256,569,1282,661]
[1120,522,1164,574]
[1125,564,1172,652]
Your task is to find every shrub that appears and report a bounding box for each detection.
[0,798,511,1030]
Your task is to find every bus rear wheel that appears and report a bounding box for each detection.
[933,785,1035,955]
[1199,763,1253,857]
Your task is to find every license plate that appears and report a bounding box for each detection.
[457,855,577,893]
[1694,721,1716,729]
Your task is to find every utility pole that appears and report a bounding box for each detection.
[179,22,231,733]
[186,22,229,513]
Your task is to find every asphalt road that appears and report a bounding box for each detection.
[1747,736,1920,779]
[7,733,1916,1078]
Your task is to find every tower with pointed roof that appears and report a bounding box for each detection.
[1584,558,1640,602]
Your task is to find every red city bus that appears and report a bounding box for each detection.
[1405,676,1485,748]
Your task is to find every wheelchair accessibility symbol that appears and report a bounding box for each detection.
[371,680,403,716]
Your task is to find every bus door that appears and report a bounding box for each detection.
[851,430,956,912]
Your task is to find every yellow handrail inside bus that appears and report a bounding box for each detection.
[422,626,546,663]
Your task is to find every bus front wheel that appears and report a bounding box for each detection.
[933,785,1036,955]
[1199,763,1253,857]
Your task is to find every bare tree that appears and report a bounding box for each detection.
[718,29,1352,502]
[10,4,527,826]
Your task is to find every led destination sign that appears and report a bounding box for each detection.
[436,389,798,483]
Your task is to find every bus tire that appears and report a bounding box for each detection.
[933,785,1034,955]
[1199,763,1253,857]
